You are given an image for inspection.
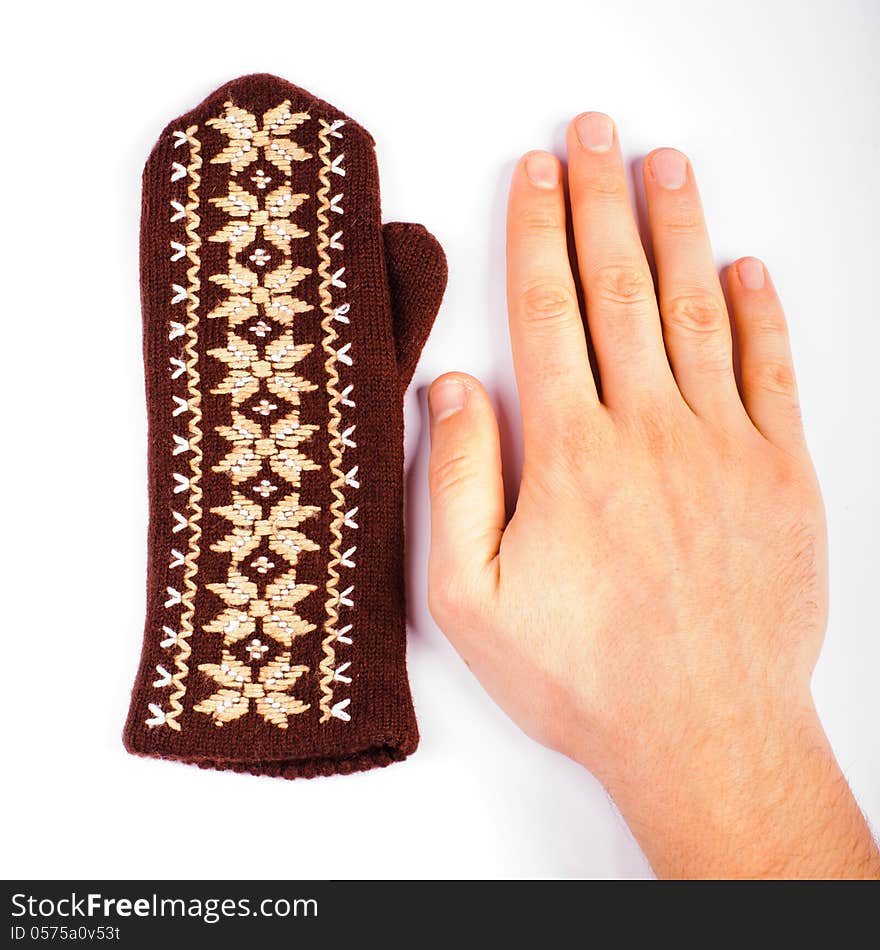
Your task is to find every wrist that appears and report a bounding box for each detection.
[596,692,879,878]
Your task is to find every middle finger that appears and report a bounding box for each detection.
[567,112,676,408]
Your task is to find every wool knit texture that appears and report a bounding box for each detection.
[124,74,447,778]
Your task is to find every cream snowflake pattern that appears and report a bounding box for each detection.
[209,182,309,254]
[210,489,319,567]
[194,98,328,733]
[208,331,316,406]
[208,261,313,327]
[212,410,320,486]
[202,570,316,648]
[194,650,309,727]
[207,100,312,176]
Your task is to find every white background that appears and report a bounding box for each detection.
[4,0,878,879]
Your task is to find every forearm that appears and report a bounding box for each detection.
[602,699,880,879]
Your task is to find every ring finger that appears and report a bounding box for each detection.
[643,148,746,423]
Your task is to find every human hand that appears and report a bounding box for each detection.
[426,113,880,878]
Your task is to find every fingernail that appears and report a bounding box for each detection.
[575,112,614,152]
[737,258,765,290]
[524,151,559,189]
[650,149,688,190]
[430,379,468,422]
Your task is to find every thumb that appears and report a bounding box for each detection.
[427,374,505,616]
[383,222,448,390]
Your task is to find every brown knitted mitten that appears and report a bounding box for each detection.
[124,74,447,778]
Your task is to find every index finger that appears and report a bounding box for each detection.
[507,151,598,442]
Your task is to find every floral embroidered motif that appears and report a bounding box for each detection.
[202,570,315,648]
[210,489,319,567]
[207,100,312,175]
[208,331,316,407]
[195,101,318,729]
[207,261,312,327]
[212,409,318,486]
[209,183,309,253]
[194,651,309,727]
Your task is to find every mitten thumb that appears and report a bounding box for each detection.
[383,222,448,390]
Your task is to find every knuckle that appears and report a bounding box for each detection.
[660,207,705,236]
[765,459,817,532]
[429,452,477,499]
[518,207,564,236]
[632,403,682,454]
[591,264,654,308]
[586,170,628,200]
[754,359,799,400]
[697,354,735,377]
[427,571,475,626]
[552,417,613,477]
[427,575,456,623]
[519,279,577,325]
[752,309,790,338]
[768,453,805,492]
[663,292,728,337]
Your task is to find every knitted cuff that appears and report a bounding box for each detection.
[124,74,447,778]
